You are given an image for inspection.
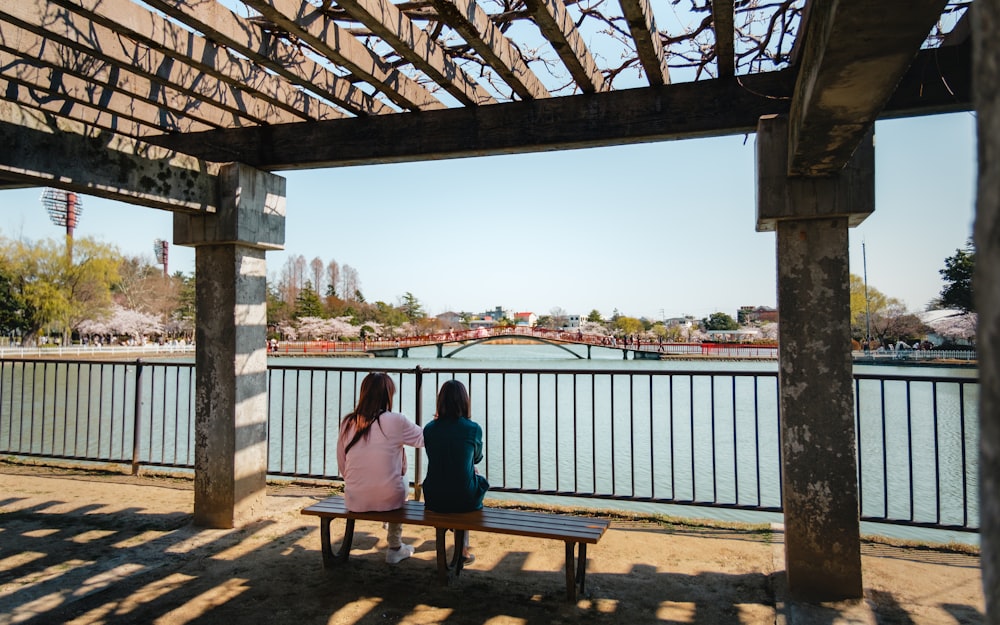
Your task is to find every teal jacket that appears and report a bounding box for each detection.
[422,417,490,512]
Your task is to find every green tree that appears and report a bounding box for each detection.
[0,236,120,344]
[701,312,738,331]
[294,281,324,318]
[586,309,603,322]
[614,316,643,335]
[0,264,33,340]
[938,239,975,312]
[398,292,425,322]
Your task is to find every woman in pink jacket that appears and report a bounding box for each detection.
[337,372,424,563]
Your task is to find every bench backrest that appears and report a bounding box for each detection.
[302,496,609,544]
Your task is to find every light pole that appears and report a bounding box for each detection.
[40,188,83,261]
[154,239,169,278]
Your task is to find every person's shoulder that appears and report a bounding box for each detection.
[381,411,412,425]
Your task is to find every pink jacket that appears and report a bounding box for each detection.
[336,411,424,512]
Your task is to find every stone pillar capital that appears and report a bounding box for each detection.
[756,114,874,232]
[174,163,286,250]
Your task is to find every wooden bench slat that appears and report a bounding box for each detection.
[302,499,609,543]
[302,495,610,601]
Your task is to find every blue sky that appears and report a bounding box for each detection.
[0,111,976,321]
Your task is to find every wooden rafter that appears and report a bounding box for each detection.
[307,0,497,106]
[0,52,210,137]
[618,0,670,85]
[429,0,550,99]
[54,0,347,122]
[234,0,447,111]
[0,22,241,131]
[143,0,401,115]
[2,2,292,127]
[523,0,607,93]
[711,0,735,78]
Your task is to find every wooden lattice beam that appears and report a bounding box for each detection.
[430,0,550,99]
[618,0,671,85]
[304,0,497,106]
[524,0,607,93]
[0,53,205,137]
[0,22,239,131]
[1,2,292,126]
[711,0,735,78]
[55,0,348,122]
[143,0,403,115]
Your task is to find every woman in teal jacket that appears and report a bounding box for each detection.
[422,380,489,561]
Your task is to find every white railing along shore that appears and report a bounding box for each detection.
[0,344,196,359]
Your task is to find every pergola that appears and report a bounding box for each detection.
[0,0,996,610]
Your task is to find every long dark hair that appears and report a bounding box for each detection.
[436,379,471,421]
[341,372,396,454]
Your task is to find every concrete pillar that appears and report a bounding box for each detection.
[974,2,1000,620]
[174,163,286,528]
[757,115,873,601]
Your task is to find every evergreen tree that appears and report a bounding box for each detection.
[294,281,324,318]
[938,239,975,312]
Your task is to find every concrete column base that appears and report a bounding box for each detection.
[193,245,269,528]
[776,217,863,601]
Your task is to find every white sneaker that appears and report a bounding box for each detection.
[386,543,414,564]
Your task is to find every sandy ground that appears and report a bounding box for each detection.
[0,461,986,625]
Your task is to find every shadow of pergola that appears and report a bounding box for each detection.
[0,497,984,625]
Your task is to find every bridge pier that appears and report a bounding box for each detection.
[587,345,591,359]
[437,344,443,358]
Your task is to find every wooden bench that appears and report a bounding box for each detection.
[301,496,610,601]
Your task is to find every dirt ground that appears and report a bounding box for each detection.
[0,461,986,625]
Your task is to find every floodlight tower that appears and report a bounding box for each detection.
[40,188,83,261]
[153,239,169,278]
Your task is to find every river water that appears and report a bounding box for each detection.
[269,343,979,546]
[0,342,979,545]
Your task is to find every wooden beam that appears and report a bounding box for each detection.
[1,2,295,127]
[142,0,402,115]
[145,39,970,170]
[523,0,607,93]
[0,50,214,136]
[231,0,446,111]
[148,69,797,168]
[429,0,550,99]
[0,22,237,131]
[0,102,219,213]
[711,0,735,78]
[53,0,350,122]
[788,0,950,175]
[277,0,497,106]
[618,0,671,85]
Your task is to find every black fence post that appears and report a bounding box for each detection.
[413,365,423,501]
[131,359,143,475]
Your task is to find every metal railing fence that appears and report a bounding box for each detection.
[0,358,979,531]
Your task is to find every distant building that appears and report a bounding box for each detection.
[738,306,778,324]
[514,312,538,327]
[561,314,582,330]
[436,311,464,328]
[477,306,511,322]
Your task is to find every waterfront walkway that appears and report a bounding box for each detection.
[0,462,984,625]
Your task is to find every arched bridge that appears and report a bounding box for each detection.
[442,334,583,358]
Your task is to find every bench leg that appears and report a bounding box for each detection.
[320,517,355,568]
[564,542,588,602]
[435,528,467,584]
